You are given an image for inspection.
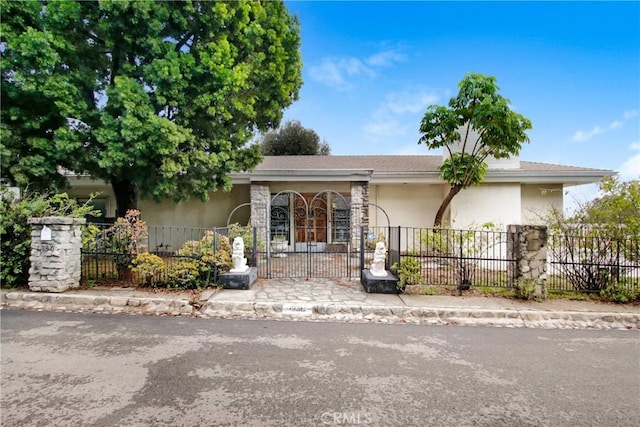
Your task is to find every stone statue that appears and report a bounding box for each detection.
[370,241,388,277]
[230,237,249,273]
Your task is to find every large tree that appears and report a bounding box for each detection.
[418,73,532,227]
[1,0,302,216]
[260,120,331,155]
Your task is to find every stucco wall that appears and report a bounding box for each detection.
[139,185,250,228]
[449,183,521,229]
[521,184,563,225]
[370,184,446,228]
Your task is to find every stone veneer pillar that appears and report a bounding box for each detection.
[250,183,270,253]
[28,216,86,292]
[507,224,548,299]
[350,181,370,250]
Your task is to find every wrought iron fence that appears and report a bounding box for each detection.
[363,226,515,289]
[548,232,639,292]
[81,223,233,287]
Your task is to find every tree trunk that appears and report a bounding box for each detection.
[111,178,139,218]
[434,185,463,228]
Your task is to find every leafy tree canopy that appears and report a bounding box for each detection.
[574,176,640,238]
[260,120,331,155]
[418,73,532,226]
[1,0,302,216]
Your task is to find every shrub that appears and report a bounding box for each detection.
[391,257,423,291]
[0,191,100,288]
[600,282,640,304]
[131,253,166,286]
[173,230,233,287]
[102,209,148,270]
[166,258,203,289]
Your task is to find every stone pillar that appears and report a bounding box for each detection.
[28,217,86,292]
[507,224,548,299]
[350,181,370,250]
[250,183,270,253]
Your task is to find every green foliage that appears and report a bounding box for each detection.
[418,223,502,288]
[260,120,331,155]
[391,257,424,290]
[600,282,640,304]
[97,209,148,270]
[0,191,100,288]
[166,259,203,290]
[174,230,233,287]
[418,73,532,226]
[547,177,639,292]
[2,0,302,215]
[131,253,166,286]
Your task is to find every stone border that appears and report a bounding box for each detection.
[3,291,638,330]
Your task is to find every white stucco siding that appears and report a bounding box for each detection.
[370,184,445,228]
[139,185,250,228]
[449,183,521,229]
[521,184,563,225]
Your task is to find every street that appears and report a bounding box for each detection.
[1,310,638,427]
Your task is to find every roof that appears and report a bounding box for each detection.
[232,155,614,186]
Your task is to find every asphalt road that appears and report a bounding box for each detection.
[1,310,638,427]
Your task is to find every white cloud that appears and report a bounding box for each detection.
[308,48,405,90]
[363,89,440,142]
[384,90,440,115]
[618,140,640,180]
[571,110,639,142]
[308,57,374,90]
[366,50,407,67]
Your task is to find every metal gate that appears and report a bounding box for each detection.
[255,190,360,279]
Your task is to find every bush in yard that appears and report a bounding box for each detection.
[173,230,233,287]
[166,259,203,290]
[101,209,148,272]
[391,257,424,291]
[600,282,640,304]
[0,191,100,288]
[131,253,166,286]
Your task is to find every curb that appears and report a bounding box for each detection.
[199,300,640,330]
[3,291,638,330]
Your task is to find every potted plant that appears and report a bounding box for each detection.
[270,234,288,257]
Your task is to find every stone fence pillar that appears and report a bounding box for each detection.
[507,224,548,299]
[28,217,86,292]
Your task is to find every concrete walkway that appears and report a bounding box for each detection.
[2,278,639,330]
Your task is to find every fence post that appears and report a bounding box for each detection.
[359,226,365,281]
[28,216,86,292]
[507,224,548,299]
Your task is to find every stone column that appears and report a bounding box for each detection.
[28,217,86,292]
[250,183,270,254]
[350,181,370,250]
[507,224,548,299]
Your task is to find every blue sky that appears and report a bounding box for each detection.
[280,1,639,202]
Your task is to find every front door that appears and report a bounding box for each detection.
[294,193,327,243]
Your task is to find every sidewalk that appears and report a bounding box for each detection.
[2,278,639,330]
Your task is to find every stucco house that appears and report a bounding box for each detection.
[67,154,613,250]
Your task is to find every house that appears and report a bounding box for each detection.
[66,154,613,250]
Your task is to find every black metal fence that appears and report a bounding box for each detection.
[81,223,233,287]
[548,232,639,292]
[80,222,639,294]
[367,226,515,289]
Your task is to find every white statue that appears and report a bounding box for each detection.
[230,237,249,273]
[370,241,388,277]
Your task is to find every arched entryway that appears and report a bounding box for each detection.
[265,189,356,278]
